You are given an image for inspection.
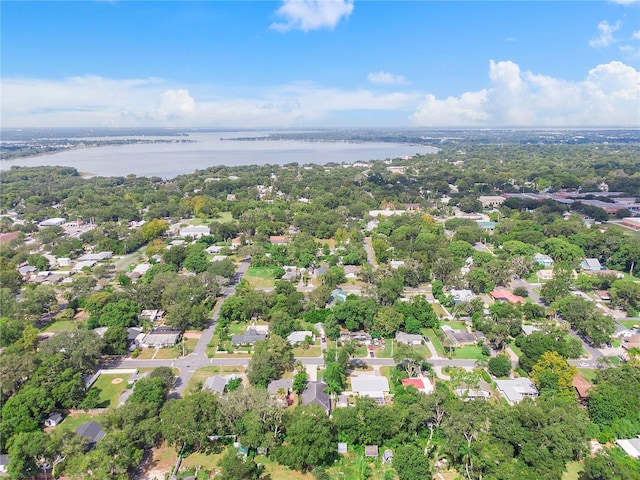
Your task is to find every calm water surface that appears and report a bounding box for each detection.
[1,132,437,178]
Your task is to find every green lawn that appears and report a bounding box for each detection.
[89,374,131,408]
[578,368,597,382]
[42,319,85,332]
[508,341,523,358]
[181,451,225,471]
[604,223,640,238]
[453,345,484,360]
[189,212,236,226]
[432,302,449,318]
[440,321,467,330]
[617,319,640,329]
[244,267,283,288]
[562,461,584,480]
[292,346,322,357]
[58,412,101,433]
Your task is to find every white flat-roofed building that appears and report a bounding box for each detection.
[351,374,390,405]
[39,217,66,227]
[179,225,211,238]
[495,378,539,405]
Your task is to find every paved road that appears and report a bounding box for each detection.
[363,237,378,268]
[509,277,603,365]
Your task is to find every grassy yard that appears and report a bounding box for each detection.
[440,320,467,330]
[255,455,311,480]
[578,368,597,382]
[292,346,322,357]
[137,348,156,359]
[181,450,225,471]
[617,319,640,329]
[326,454,396,480]
[244,267,283,288]
[453,345,484,360]
[154,338,199,359]
[562,461,585,480]
[58,412,101,433]
[90,373,131,408]
[508,341,523,358]
[189,212,235,226]
[41,319,85,332]
[604,223,640,238]
[432,302,449,318]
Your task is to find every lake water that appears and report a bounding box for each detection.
[1,132,438,178]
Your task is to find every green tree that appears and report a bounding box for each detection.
[218,447,262,480]
[394,444,432,480]
[247,336,293,388]
[530,351,577,396]
[274,405,336,472]
[488,354,512,378]
[102,325,129,355]
[292,371,308,396]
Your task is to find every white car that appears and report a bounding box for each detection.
[579,362,590,367]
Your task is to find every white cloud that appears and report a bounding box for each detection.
[609,0,639,4]
[270,0,353,32]
[589,20,621,47]
[367,71,410,85]
[633,30,640,39]
[3,61,638,128]
[411,60,640,127]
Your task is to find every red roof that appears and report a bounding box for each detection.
[0,231,20,244]
[572,376,592,398]
[490,290,525,304]
[402,378,425,389]
[269,235,288,245]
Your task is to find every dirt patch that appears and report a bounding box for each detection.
[136,443,177,480]
[111,378,124,384]
[183,330,202,340]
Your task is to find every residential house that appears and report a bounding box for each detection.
[206,245,224,254]
[395,331,423,346]
[231,328,266,346]
[536,269,554,281]
[401,377,434,395]
[269,235,289,246]
[495,378,539,405]
[454,388,490,401]
[230,237,242,249]
[203,376,229,395]
[287,331,313,345]
[337,443,348,455]
[450,288,475,304]
[572,376,592,405]
[301,381,331,415]
[343,265,358,279]
[267,378,293,397]
[405,203,421,212]
[622,334,640,351]
[179,225,210,239]
[533,253,554,268]
[477,221,496,232]
[490,290,525,304]
[329,288,348,304]
[389,260,405,269]
[580,258,603,271]
[521,325,541,336]
[72,260,97,273]
[0,455,10,475]
[478,196,506,208]
[139,328,181,348]
[39,217,67,227]
[139,309,164,323]
[76,421,106,449]
[44,412,64,427]
[441,325,476,346]
[350,375,389,405]
[78,251,113,262]
[616,437,640,459]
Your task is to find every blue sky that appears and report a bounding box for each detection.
[2,1,639,128]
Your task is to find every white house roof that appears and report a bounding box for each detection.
[616,437,640,459]
[495,378,539,404]
[351,375,390,395]
[287,331,313,344]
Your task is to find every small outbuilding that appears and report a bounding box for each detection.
[364,445,379,459]
[44,412,64,427]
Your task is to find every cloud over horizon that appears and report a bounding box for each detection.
[2,60,638,128]
[411,60,640,127]
[270,0,354,32]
